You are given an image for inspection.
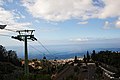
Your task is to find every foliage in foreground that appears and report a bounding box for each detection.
[19,74,51,80]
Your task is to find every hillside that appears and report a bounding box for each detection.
[0,62,23,80]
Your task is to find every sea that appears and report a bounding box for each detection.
[6,44,120,60]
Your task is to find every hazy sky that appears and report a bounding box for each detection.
[0,0,120,48]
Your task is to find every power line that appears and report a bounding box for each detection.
[28,44,46,59]
[28,35,56,59]
[0,30,56,59]
[0,26,58,60]
[37,40,51,54]
[4,29,16,32]
[35,39,57,59]
[28,44,55,59]
[0,34,11,37]
[28,44,44,54]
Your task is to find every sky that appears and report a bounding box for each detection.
[0,0,120,48]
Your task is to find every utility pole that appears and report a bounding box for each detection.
[12,30,37,76]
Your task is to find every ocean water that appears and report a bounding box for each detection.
[6,44,120,60]
[6,44,86,59]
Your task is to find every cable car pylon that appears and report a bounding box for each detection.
[12,30,37,76]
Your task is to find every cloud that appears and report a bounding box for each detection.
[12,9,26,19]
[103,21,111,29]
[21,0,99,22]
[99,0,120,18]
[69,38,89,42]
[0,1,3,6]
[115,20,120,28]
[103,19,120,29]
[7,0,13,3]
[0,2,31,33]
[77,21,88,24]
[21,0,120,22]
[38,27,60,32]
[118,17,120,20]
[69,37,120,45]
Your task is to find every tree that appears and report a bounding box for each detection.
[83,55,87,64]
[91,50,96,61]
[7,50,21,66]
[91,50,120,69]
[87,51,90,62]
[74,56,78,63]
[0,45,7,61]
[8,50,17,60]
[43,56,46,60]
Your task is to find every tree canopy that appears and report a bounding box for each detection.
[0,45,21,66]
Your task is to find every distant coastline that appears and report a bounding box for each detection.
[5,45,120,60]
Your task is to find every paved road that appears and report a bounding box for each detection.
[78,63,96,80]
[54,65,74,80]
[54,63,96,80]
[54,63,120,80]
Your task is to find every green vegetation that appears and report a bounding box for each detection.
[65,74,78,80]
[0,62,23,80]
[83,51,91,63]
[0,45,21,66]
[91,50,120,68]
[91,50,120,77]
[1,44,120,80]
[0,45,52,80]
[19,74,51,80]
[86,51,90,62]
[0,45,23,80]
[95,67,103,80]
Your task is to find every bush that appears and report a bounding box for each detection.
[20,74,51,80]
